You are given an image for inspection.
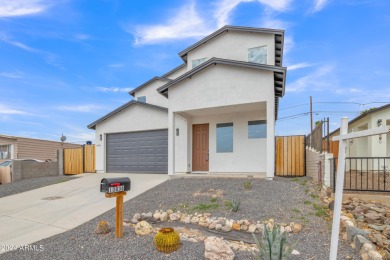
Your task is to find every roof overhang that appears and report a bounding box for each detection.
[87,101,168,130]
[128,77,172,97]
[178,25,285,67]
[157,58,286,119]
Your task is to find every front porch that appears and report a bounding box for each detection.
[167,101,275,178]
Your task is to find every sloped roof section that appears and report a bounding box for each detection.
[128,76,172,97]
[87,100,168,130]
[178,25,285,67]
[157,57,287,119]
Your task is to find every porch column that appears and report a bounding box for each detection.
[266,100,275,179]
[168,111,175,175]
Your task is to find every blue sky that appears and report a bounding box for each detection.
[0,0,389,143]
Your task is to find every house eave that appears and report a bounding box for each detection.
[178,25,285,67]
[87,101,168,130]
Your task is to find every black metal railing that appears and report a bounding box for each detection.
[330,157,390,192]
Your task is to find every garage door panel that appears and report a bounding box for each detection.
[106,129,168,173]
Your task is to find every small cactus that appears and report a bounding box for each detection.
[230,199,240,212]
[244,180,252,190]
[154,227,181,253]
[252,224,293,260]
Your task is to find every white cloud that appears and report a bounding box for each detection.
[0,71,24,78]
[56,105,104,112]
[214,0,292,28]
[287,65,334,92]
[95,87,133,93]
[0,0,51,17]
[66,132,95,143]
[287,62,313,70]
[74,34,91,40]
[310,0,329,13]
[130,2,212,45]
[129,0,292,45]
[0,104,28,115]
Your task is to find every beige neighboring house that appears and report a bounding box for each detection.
[329,103,390,158]
[0,134,81,163]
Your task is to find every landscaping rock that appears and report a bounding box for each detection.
[215,224,222,230]
[208,222,216,230]
[367,250,383,260]
[222,225,232,232]
[95,220,111,234]
[240,224,248,231]
[353,235,371,250]
[169,212,181,221]
[292,223,302,234]
[232,223,240,231]
[134,221,153,235]
[191,216,200,224]
[153,211,161,220]
[383,226,390,238]
[160,212,168,221]
[167,209,174,214]
[248,224,257,233]
[133,213,141,221]
[368,224,387,231]
[347,226,367,241]
[204,236,235,260]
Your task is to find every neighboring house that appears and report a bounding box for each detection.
[329,103,390,158]
[88,25,287,178]
[0,134,81,162]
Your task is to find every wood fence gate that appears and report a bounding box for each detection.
[275,136,306,177]
[64,145,96,174]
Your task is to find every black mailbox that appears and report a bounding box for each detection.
[100,177,131,194]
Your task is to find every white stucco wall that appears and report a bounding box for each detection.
[180,110,267,174]
[169,64,274,112]
[94,105,168,172]
[133,80,169,108]
[186,31,275,71]
[168,64,275,176]
[165,65,187,80]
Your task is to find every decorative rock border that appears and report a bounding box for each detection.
[321,187,386,259]
[128,209,302,235]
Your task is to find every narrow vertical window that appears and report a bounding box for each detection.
[248,120,267,138]
[248,46,267,64]
[216,123,233,153]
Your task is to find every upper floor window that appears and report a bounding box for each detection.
[0,145,11,159]
[137,96,146,103]
[248,120,267,139]
[192,57,207,69]
[216,123,233,153]
[248,46,267,64]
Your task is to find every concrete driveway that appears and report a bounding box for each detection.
[0,173,168,252]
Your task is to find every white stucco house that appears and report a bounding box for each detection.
[88,25,287,178]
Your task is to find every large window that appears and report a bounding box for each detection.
[248,120,267,139]
[137,96,146,103]
[216,123,233,153]
[0,145,11,159]
[248,46,267,64]
[192,57,207,68]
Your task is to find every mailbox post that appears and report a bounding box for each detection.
[100,177,131,238]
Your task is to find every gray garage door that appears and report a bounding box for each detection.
[106,129,168,173]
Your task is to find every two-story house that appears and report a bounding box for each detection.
[88,25,286,178]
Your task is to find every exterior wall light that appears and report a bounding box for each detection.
[176,128,179,136]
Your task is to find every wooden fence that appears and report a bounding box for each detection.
[64,145,95,175]
[275,136,306,177]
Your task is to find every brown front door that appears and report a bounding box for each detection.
[192,124,209,171]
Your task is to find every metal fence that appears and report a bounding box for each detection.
[330,157,390,192]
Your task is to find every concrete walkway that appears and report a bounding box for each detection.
[0,173,168,252]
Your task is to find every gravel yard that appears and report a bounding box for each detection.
[0,176,78,198]
[2,177,359,259]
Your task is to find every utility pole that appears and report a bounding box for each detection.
[310,96,313,134]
